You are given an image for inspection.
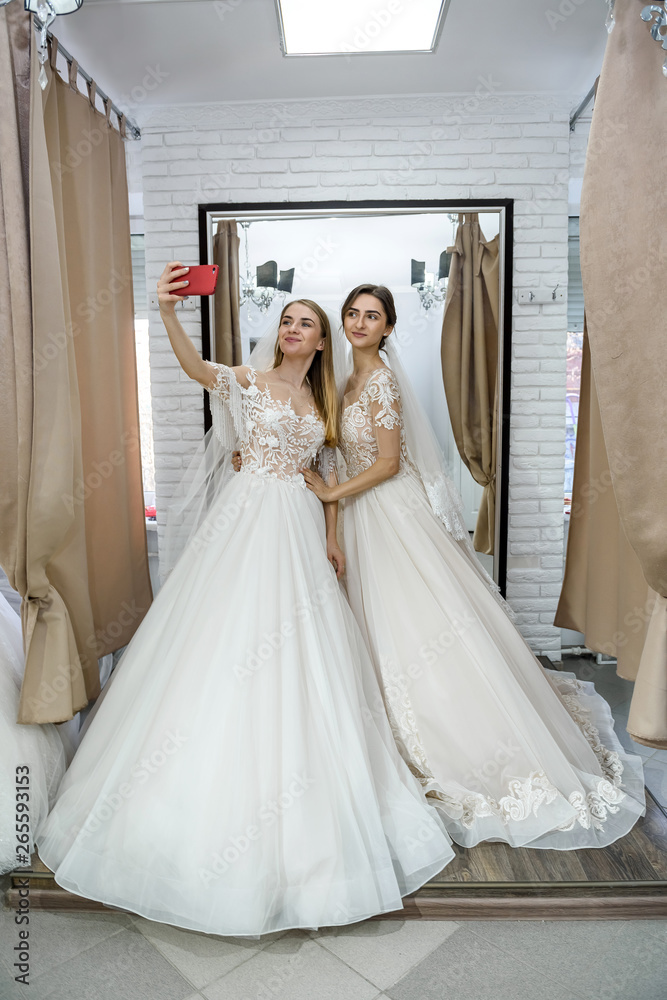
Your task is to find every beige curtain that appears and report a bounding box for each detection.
[44,40,152,660]
[570,0,667,747]
[0,18,152,724]
[555,323,654,679]
[212,219,242,366]
[441,213,500,554]
[0,7,94,724]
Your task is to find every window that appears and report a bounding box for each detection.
[565,217,584,503]
[130,235,156,516]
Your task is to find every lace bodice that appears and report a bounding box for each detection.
[207,364,329,484]
[341,367,413,478]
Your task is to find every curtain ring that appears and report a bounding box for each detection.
[86,78,97,110]
[68,57,78,92]
[48,33,59,72]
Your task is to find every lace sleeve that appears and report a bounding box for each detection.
[364,368,402,430]
[204,362,236,401]
[363,368,402,463]
[204,362,245,449]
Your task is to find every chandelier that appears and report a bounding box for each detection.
[239,222,295,313]
[606,1,667,76]
[410,253,452,312]
[410,212,459,312]
[640,4,667,76]
[0,1,85,89]
[605,0,616,33]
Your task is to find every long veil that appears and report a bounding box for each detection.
[381,337,516,619]
[160,306,347,583]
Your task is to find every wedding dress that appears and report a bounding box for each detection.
[339,365,645,850]
[35,363,455,937]
[0,592,66,873]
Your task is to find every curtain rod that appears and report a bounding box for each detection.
[569,79,597,131]
[34,18,141,140]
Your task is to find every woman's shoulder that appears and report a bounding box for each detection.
[204,362,254,391]
[362,365,400,399]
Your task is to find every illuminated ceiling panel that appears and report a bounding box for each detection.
[275,0,450,56]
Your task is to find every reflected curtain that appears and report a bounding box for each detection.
[573,0,667,747]
[212,219,242,366]
[0,19,152,724]
[440,213,500,554]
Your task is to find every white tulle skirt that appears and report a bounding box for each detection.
[342,468,646,851]
[0,593,66,874]
[36,471,455,937]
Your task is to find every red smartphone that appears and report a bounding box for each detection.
[172,264,219,296]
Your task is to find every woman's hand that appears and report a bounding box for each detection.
[301,467,338,503]
[232,450,242,472]
[327,538,346,579]
[157,261,190,313]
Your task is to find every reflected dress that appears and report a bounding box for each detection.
[35,364,455,936]
[340,367,645,850]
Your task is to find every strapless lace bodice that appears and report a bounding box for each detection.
[207,364,327,484]
[341,367,413,478]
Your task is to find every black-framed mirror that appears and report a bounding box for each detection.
[197,199,513,596]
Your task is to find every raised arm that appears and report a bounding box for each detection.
[157,261,248,390]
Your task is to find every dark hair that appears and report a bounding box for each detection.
[340,284,397,352]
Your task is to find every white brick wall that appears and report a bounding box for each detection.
[134,93,580,654]
[569,111,591,214]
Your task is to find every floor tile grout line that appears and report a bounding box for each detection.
[130,932,212,992]
[461,923,594,1000]
[308,932,410,993]
[642,924,667,945]
[645,786,667,820]
[308,923,462,994]
[196,931,379,996]
[129,922,287,992]
[13,918,136,986]
[198,936,303,991]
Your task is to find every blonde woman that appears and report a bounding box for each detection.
[301,283,645,853]
[36,264,454,939]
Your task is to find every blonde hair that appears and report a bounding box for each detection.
[272,299,339,448]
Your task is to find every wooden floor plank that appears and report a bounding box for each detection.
[429,793,664,884]
[372,895,667,920]
[6,887,667,921]
[6,795,665,923]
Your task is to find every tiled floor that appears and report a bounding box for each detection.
[1,908,665,1000]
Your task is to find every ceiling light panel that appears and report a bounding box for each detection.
[276,0,449,56]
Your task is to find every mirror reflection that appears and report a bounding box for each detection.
[207,208,505,584]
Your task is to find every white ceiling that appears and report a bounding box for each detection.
[51,0,607,115]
